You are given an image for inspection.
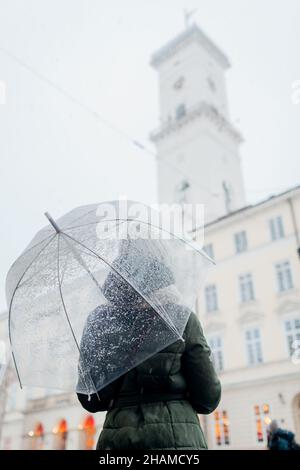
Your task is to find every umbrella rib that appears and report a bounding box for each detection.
[56,235,100,398]
[62,232,182,340]
[63,218,128,232]
[61,236,103,293]
[54,205,99,233]
[7,233,57,389]
[7,232,56,274]
[17,253,61,287]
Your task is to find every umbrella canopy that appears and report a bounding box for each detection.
[6,201,213,395]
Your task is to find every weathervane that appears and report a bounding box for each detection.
[183,8,197,29]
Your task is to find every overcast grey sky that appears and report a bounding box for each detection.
[0,0,300,311]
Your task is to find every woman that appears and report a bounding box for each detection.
[77,253,221,450]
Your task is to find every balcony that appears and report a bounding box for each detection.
[150,101,243,144]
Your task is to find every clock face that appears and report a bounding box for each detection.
[173,76,185,90]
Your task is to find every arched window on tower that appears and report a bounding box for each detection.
[78,415,96,450]
[175,179,190,204]
[207,76,217,93]
[222,181,233,214]
[175,103,186,120]
[53,418,68,450]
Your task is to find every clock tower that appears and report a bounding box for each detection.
[150,24,246,223]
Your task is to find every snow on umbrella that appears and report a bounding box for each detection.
[6,201,214,395]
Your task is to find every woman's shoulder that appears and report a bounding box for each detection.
[161,304,199,335]
[185,311,201,327]
[183,311,204,343]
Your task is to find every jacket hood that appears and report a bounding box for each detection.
[102,254,175,307]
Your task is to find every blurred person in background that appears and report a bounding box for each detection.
[267,420,300,451]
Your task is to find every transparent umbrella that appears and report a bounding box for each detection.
[6,201,214,395]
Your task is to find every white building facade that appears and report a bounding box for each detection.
[150,25,300,449]
[0,338,106,450]
[198,187,300,449]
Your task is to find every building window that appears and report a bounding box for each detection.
[207,76,217,93]
[254,404,271,443]
[28,422,44,450]
[175,103,186,120]
[245,327,263,365]
[284,316,300,357]
[222,181,233,213]
[239,273,255,303]
[175,179,190,204]
[205,284,218,313]
[276,261,293,292]
[79,415,96,450]
[203,243,214,260]
[214,410,230,446]
[53,419,68,450]
[269,216,284,241]
[208,335,224,372]
[173,76,185,90]
[234,230,248,253]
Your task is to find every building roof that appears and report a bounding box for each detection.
[201,183,300,231]
[150,24,230,69]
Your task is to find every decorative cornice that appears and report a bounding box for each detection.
[221,366,300,391]
[203,318,227,334]
[151,24,230,70]
[199,184,300,233]
[25,392,76,414]
[237,309,265,326]
[275,296,300,316]
[150,101,243,145]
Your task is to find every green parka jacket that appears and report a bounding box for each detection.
[77,310,221,450]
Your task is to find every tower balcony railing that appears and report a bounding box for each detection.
[150,101,243,144]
